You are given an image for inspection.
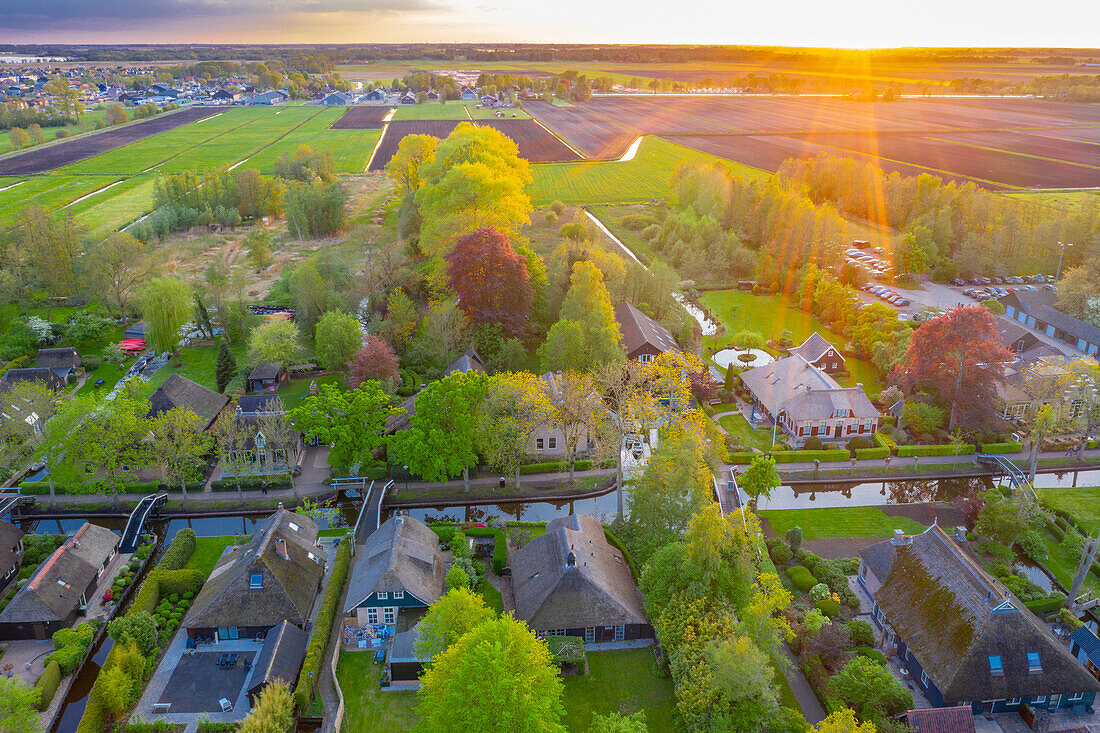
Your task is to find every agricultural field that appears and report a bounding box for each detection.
[368,120,462,170]
[526,101,636,159]
[329,105,392,129]
[0,106,226,175]
[391,100,531,121]
[474,119,581,162]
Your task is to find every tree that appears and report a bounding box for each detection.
[702,635,779,731]
[215,341,238,393]
[237,682,296,733]
[248,319,303,365]
[445,563,469,590]
[537,320,586,373]
[557,261,624,369]
[786,525,803,554]
[86,232,149,318]
[739,571,794,661]
[140,277,192,355]
[900,400,945,437]
[741,454,780,501]
[732,330,765,350]
[385,134,438,193]
[258,411,300,497]
[412,299,469,371]
[544,372,602,483]
[389,371,486,491]
[591,360,652,521]
[829,656,913,724]
[149,407,213,504]
[588,712,646,733]
[105,102,128,126]
[414,587,495,663]
[813,710,877,733]
[290,383,394,476]
[897,224,936,276]
[346,336,400,392]
[9,127,30,149]
[0,677,41,733]
[214,410,252,500]
[479,372,553,489]
[975,486,1028,547]
[416,615,565,733]
[58,393,150,506]
[891,306,1013,431]
[1028,403,1059,485]
[375,287,419,355]
[246,229,274,272]
[314,311,362,372]
[444,227,532,338]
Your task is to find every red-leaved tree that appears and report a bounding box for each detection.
[346,336,400,392]
[890,305,1013,431]
[444,226,532,338]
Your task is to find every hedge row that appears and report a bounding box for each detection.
[211,475,293,492]
[772,449,849,464]
[980,442,1023,454]
[295,540,350,713]
[854,447,891,460]
[158,529,196,571]
[519,459,593,475]
[603,527,640,582]
[34,661,62,711]
[728,451,756,465]
[1023,596,1064,615]
[897,443,976,457]
[463,527,508,574]
[19,480,200,496]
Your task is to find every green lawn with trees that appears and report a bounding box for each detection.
[562,650,676,731]
[1040,487,1100,533]
[336,652,419,731]
[759,507,927,540]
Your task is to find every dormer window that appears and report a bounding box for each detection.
[988,655,1004,676]
[377,592,388,600]
[255,432,266,448]
[1027,652,1042,673]
[288,522,300,532]
[393,591,404,600]
[250,573,263,590]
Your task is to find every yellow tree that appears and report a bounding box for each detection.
[544,371,603,484]
[814,710,878,733]
[478,372,553,489]
[646,350,706,425]
[558,261,624,369]
[385,134,438,193]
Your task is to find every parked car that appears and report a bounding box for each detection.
[1043,283,1057,291]
[1020,285,1037,291]
[896,298,911,307]
[948,278,965,285]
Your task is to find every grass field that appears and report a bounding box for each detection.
[699,289,884,394]
[0,175,122,219]
[182,535,239,576]
[1041,487,1100,533]
[718,413,775,451]
[563,650,675,732]
[338,652,419,732]
[1036,528,1100,597]
[392,100,531,121]
[529,136,769,205]
[138,342,248,397]
[759,507,927,539]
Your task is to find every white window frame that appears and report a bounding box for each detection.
[366,607,379,625]
[393,591,404,600]
[377,591,388,600]
[1008,698,1022,706]
[383,607,396,625]
[548,437,557,449]
[584,627,595,643]
[1068,693,1084,702]
[614,624,625,641]
[638,353,654,363]
[920,670,929,687]
[536,438,544,450]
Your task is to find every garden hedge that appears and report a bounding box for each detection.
[295,540,350,713]
[158,529,196,571]
[35,660,62,711]
[19,480,199,495]
[772,449,849,464]
[896,443,976,457]
[211,475,292,492]
[854,447,891,460]
[1023,596,1064,615]
[728,451,756,465]
[855,647,888,665]
[980,442,1023,454]
[787,565,818,593]
[815,598,841,617]
[463,527,509,574]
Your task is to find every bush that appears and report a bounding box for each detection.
[772,449,850,463]
[35,660,62,710]
[768,540,793,566]
[620,214,654,231]
[854,447,891,460]
[46,641,86,676]
[980,441,1023,454]
[81,355,102,371]
[211,475,292,492]
[294,540,350,713]
[815,598,841,617]
[1023,596,1065,615]
[847,436,872,451]
[519,459,592,475]
[855,647,888,665]
[846,619,875,647]
[897,443,975,457]
[728,451,756,464]
[159,529,196,570]
[787,566,818,593]
[809,583,830,601]
[803,436,823,451]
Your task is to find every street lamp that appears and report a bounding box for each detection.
[770,397,783,448]
[402,465,409,492]
[1056,241,1074,280]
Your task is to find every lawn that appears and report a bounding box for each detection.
[482,580,504,615]
[1036,529,1100,597]
[139,343,248,396]
[278,374,345,406]
[182,535,240,577]
[718,413,774,451]
[529,136,769,206]
[337,652,419,732]
[1040,486,1100,533]
[392,100,531,121]
[562,649,675,732]
[700,289,884,395]
[759,507,927,540]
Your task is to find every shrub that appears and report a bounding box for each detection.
[294,540,350,712]
[854,447,891,460]
[787,566,818,593]
[35,660,62,710]
[815,598,841,617]
[772,449,849,463]
[846,619,875,648]
[855,647,888,665]
[620,214,653,231]
[897,443,975,457]
[980,441,1023,454]
[1023,596,1065,615]
[847,436,872,451]
[81,355,102,371]
[768,541,793,566]
[210,475,292,492]
[46,642,85,676]
[809,583,830,601]
[803,436,823,451]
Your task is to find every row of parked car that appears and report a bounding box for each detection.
[845,247,896,280]
[948,274,1055,286]
[860,283,911,307]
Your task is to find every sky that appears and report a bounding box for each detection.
[0,0,1098,47]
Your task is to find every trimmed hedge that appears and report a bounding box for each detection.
[158,529,196,571]
[787,565,818,593]
[35,660,62,711]
[211,475,292,492]
[519,459,593,475]
[728,451,756,465]
[295,540,350,713]
[815,598,841,617]
[19,480,197,495]
[855,646,888,665]
[1023,596,1064,615]
[897,443,976,457]
[980,441,1023,454]
[854,447,891,460]
[772,449,849,464]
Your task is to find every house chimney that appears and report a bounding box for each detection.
[276,538,289,560]
[891,529,909,547]
[277,502,284,510]
[954,526,968,542]
[565,545,576,568]
[856,383,863,390]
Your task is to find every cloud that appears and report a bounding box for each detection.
[0,0,444,30]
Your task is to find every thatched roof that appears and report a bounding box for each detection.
[37,348,81,370]
[870,526,1100,703]
[185,509,325,630]
[147,375,230,429]
[247,620,308,697]
[344,515,442,612]
[510,514,647,631]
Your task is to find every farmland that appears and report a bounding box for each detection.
[368,120,462,170]
[474,119,581,162]
[329,105,392,129]
[391,100,531,121]
[526,101,636,159]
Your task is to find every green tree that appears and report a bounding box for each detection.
[0,677,42,733]
[314,311,362,371]
[107,612,159,655]
[900,400,945,436]
[828,656,913,724]
[389,372,486,492]
[445,563,470,590]
[290,383,394,475]
[975,486,1027,547]
[557,261,624,369]
[58,393,150,506]
[702,635,779,731]
[105,102,128,126]
[140,277,192,355]
[86,232,149,319]
[237,682,296,733]
[148,407,213,504]
[9,127,30,149]
[785,525,803,554]
[741,454,780,501]
[416,615,565,733]
[537,319,586,373]
[414,587,495,663]
[99,664,135,719]
[813,710,877,733]
[732,330,765,350]
[897,224,936,276]
[215,340,238,393]
[246,229,274,272]
[478,372,553,489]
[376,287,418,355]
[588,711,647,733]
[248,319,303,365]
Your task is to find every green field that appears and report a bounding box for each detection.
[338,652,418,732]
[700,289,883,394]
[759,507,927,540]
[529,136,768,205]
[1041,486,1100,533]
[392,100,531,121]
[562,650,675,732]
[183,536,239,576]
[244,108,381,174]
[0,175,121,219]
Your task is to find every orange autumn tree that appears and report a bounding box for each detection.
[890,305,1013,431]
[444,226,532,338]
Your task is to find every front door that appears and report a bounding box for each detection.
[834,425,842,439]
[34,623,47,640]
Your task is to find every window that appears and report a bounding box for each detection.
[539,629,565,638]
[1008,698,1022,706]
[1032,696,1046,705]
[614,625,625,641]
[1027,652,1042,673]
[548,437,557,449]
[1068,693,1085,702]
[988,656,1004,676]
[536,438,544,450]
[584,627,595,643]
[920,670,929,688]
[377,592,388,600]
[250,573,263,589]
[639,354,653,363]
[288,521,300,531]
[858,563,867,580]
[383,607,396,625]
[393,591,404,600]
[367,608,379,625]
